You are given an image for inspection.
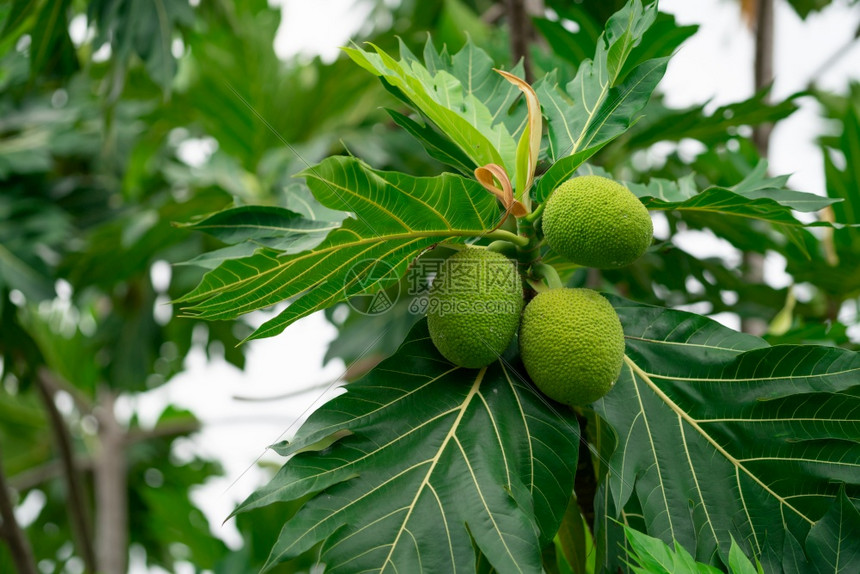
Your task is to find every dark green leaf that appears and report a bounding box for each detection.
[805,487,860,573]
[0,0,36,40]
[595,296,860,571]
[29,0,78,78]
[88,0,194,91]
[625,88,800,150]
[786,0,834,19]
[235,319,580,574]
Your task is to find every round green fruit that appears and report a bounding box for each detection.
[427,248,523,368]
[519,288,624,406]
[542,175,652,269]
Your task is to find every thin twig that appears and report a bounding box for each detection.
[36,369,96,573]
[0,442,38,574]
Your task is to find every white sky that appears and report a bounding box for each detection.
[130,1,860,570]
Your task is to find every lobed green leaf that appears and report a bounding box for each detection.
[345,39,519,178]
[177,156,500,341]
[236,320,580,573]
[534,0,668,200]
[594,296,860,572]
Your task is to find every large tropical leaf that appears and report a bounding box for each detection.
[345,39,520,177]
[594,296,860,572]
[534,0,669,200]
[177,156,501,341]
[235,320,580,573]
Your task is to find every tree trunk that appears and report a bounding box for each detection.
[94,388,128,574]
[742,0,774,336]
[505,0,543,82]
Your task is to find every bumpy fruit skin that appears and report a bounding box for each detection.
[519,288,624,406]
[427,248,523,368]
[542,175,653,269]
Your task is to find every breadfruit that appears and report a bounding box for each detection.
[542,175,652,269]
[519,288,624,405]
[427,248,523,368]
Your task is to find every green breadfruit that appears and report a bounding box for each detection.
[542,175,653,269]
[519,288,624,406]
[427,248,523,368]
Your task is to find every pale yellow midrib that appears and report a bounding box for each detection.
[379,368,485,572]
[624,356,815,526]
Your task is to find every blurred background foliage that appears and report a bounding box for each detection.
[0,0,858,572]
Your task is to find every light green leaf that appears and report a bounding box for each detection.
[534,0,668,200]
[622,526,764,573]
[622,525,722,573]
[177,156,500,341]
[235,320,580,573]
[345,39,518,176]
[595,296,860,572]
[281,183,347,224]
[537,0,659,158]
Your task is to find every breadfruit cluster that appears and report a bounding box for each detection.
[542,175,652,269]
[425,175,644,405]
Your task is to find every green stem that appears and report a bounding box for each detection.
[485,229,530,247]
[524,202,544,224]
[515,218,541,269]
[515,216,544,301]
[531,263,562,290]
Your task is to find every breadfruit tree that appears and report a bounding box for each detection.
[174,0,860,572]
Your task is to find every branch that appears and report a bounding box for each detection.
[806,28,860,89]
[124,420,201,445]
[0,442,38,574]
[36,369,96,573]
[10,456,95,492]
